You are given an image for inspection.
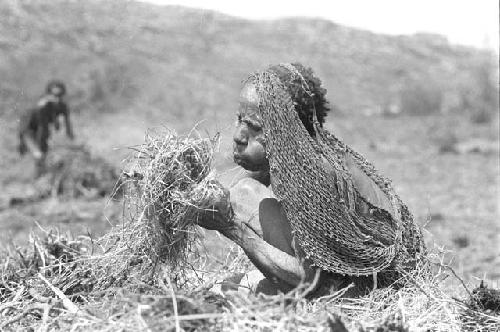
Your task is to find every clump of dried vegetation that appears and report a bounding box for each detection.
[8,143,120,207]
[1,129,499,331]
[1,232,499,331]
[118,128,223,268]
[44,143,120,199]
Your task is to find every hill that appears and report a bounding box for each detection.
[0,0,495,123]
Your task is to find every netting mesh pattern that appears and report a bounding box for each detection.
[249,66,424,277]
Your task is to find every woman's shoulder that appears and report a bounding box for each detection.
[222,167,270,190]
[230,176,274,202]
[225,170,273,223]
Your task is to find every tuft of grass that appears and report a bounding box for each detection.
[117,128,222,267]
[1,227,499,331]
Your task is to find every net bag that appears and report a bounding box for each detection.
[249,64,424,277]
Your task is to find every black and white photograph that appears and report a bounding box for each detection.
[0,0,498,330]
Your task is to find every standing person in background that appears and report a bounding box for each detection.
[18,80,74,177]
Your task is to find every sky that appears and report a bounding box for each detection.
[140,0,499,51]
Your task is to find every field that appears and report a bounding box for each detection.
[1,111,498,331]
[0,0,499,330]
[1,112,498,281]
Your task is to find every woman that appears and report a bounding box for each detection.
[200,63,425,297]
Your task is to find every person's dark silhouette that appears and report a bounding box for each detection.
[18,80,74,176]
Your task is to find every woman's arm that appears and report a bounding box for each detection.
[222,221,306,287]
[198,177,321,289]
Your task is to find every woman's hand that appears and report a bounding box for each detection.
[196,183,235,231]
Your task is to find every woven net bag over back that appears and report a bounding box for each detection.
[249,64,425,277]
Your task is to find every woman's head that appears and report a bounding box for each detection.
[232,63,330,172]
[233,83,267,171]
[267,63,330,136]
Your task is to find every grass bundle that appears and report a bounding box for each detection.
[94,128,222,286]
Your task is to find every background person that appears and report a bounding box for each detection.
[18,80,74,176]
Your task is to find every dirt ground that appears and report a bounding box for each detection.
[0,112,498,285]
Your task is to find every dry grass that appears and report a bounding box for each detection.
[7,143,119,208]
[0,229,499,331]
[1,129,499,331]
[44,128,226,293]
[44,143,120,199]
[116,128,222,268]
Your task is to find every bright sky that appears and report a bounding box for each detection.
[141,0,499,50]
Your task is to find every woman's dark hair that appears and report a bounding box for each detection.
[46,80,66,96]
[268,63,330,137]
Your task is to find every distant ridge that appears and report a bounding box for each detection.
[0,0,494,123]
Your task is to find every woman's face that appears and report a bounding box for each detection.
[233,83,268,172]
